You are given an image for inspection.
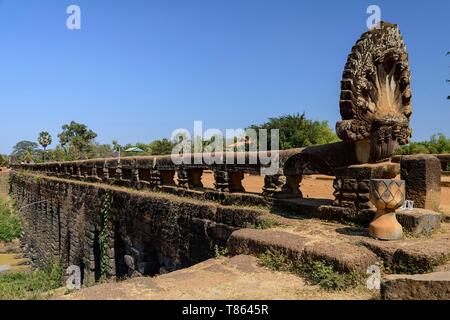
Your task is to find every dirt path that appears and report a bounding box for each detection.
[57,255,376,300]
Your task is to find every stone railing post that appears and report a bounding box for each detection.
[263,174,302,199]
[177,168,204,189]
[131,167,139,188]
[150,170,162,189]
[401,155,441,211]
[214,168,230,193]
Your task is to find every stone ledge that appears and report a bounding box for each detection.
[303,242,379,273]
[228,228,380,274]
[381,271,450,300]
[227,229,308,260]
[361,236,450,274]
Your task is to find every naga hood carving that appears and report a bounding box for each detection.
[336,22,412,163]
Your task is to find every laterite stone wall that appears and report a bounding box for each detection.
[10,171,261,285]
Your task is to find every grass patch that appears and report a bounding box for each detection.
[259,250,360,291]
[292,259,360,291]
[0,261,62,300]
[0,197,21,243]
[214,245,229,258]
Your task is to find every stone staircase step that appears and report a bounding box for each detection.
[228,228,379,274]
[361,236,450,274]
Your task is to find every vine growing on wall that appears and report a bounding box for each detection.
[99,191,111,279]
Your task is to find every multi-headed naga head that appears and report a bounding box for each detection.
[336,22,412,163]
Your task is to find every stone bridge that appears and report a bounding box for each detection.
[7,23,449,296]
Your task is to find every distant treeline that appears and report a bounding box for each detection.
[397,133,450,155]
[2,117,449,166]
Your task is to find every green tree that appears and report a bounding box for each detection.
[38,131,52,151]
[112,140,122,155]
[148,139,175,155]
[397,133,450,155]
[38,131,52,162]
[58,121,98,160]
[0,155,10,167]
[23,150,34,164]
[11,141,40,162]
[248,113,339,150]
[89,143,114,159]
[46,146,67,162]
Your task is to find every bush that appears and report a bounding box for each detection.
[397,133,450,155]
[0,198,21,243]
[259,250,360,291]
[248,113,339,150]
[0,261,62,300]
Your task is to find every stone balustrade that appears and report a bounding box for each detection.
[10,149,307,204]
[12,141,415,223]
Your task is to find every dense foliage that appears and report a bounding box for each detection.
[0,261,62,300]
[397,133,450,155]
[0,155,9,167]
[0,198,21,243]
[248,113,339,150]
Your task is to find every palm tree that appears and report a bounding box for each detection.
[38,131,52,162]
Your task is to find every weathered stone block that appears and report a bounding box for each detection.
[303,242,379,273]
[397,209,442,236]
[382,271,450,300]
[341,179,358,192]
[401,155,441,211]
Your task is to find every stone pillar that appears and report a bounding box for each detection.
[214,169,230,192]
[263,174,302,199]
[178,168,204,189]
[262,174,285,198]
[401,155,441,211]
[103,166,109,181]
[177,168,190,189]
[131,168,140,188]
[150,170,162,189]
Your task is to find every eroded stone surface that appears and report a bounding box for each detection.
[228,228,380,274]
[397,209,441,236]
[382,271,450,300]
[303,242,379,273]
[401,155,441,211]
[228,229,308,260]
[56,255,377,300]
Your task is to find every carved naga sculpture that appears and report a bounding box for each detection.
[336,22,412,163]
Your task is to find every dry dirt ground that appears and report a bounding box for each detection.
[57,255,377,300]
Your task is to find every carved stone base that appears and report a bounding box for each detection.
[333,161,400,211]
[369,211,403,240]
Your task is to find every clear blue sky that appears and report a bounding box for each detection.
[0,0,449,153]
